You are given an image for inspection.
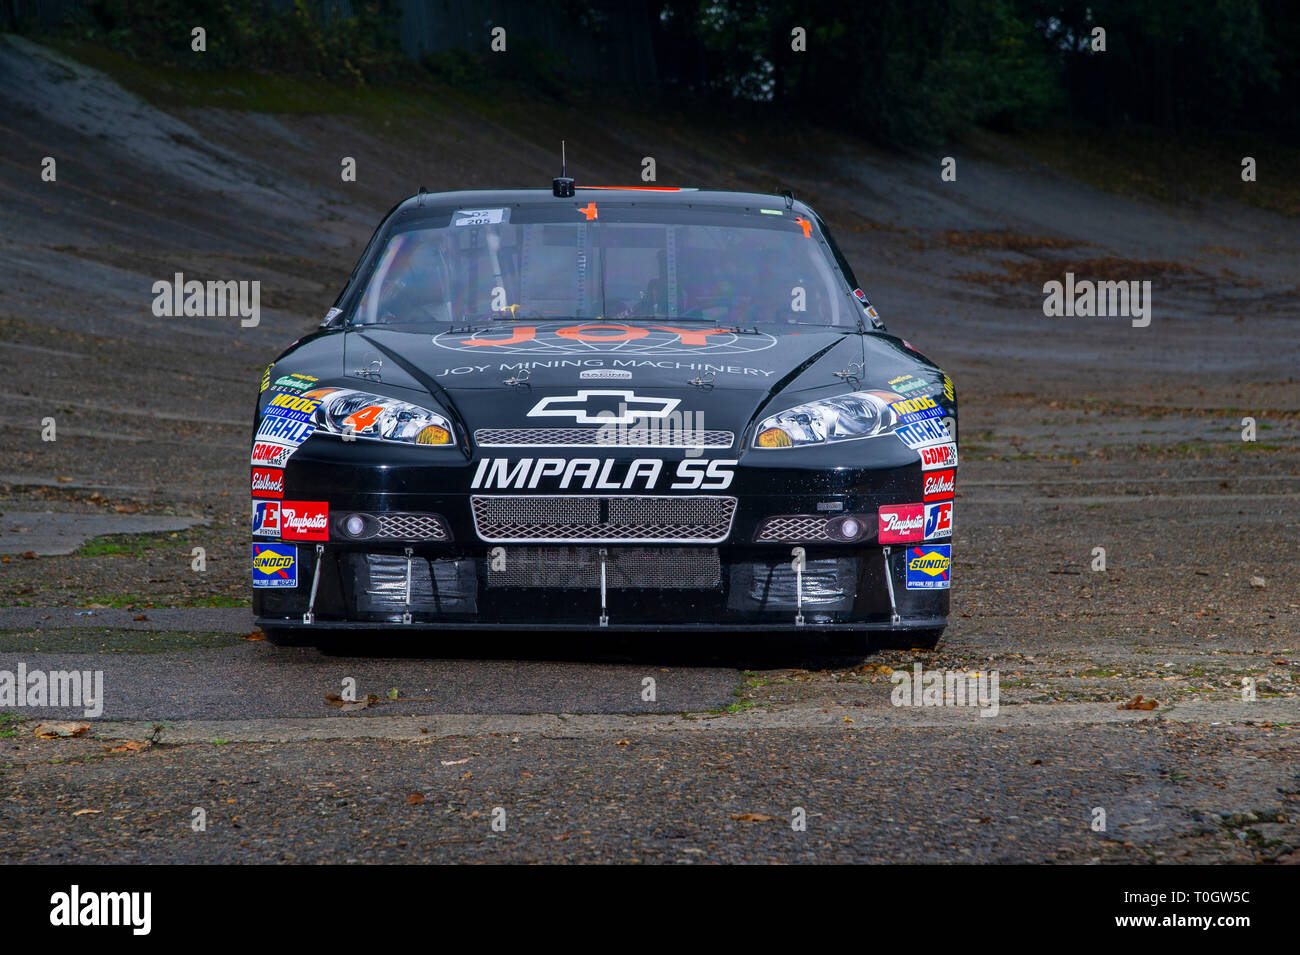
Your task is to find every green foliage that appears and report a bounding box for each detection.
[71,0,407,82]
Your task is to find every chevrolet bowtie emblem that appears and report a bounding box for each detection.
[526,389,680,425]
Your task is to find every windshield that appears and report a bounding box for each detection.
[348,204,857,329]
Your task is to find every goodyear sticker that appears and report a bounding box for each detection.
[905,544,951,590]
[252,543,297,588]
[260,364,273,393]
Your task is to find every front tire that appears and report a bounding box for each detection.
[263,626,315,647]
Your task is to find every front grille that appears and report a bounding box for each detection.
[471,495,736,543]
[475,427,733,448]
[756,516,836,542]
[374,514,449,541]
[486,547,721,589]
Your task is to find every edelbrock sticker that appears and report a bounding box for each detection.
[923,469,956,502]
[251,467,284,499]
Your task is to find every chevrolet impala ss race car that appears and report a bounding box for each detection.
[250,183,958,651]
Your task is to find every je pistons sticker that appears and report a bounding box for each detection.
[905,544,951,590]
[251,543,297,588]
[252,500,280,537]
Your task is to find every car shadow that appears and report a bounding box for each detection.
[308,628,898,670]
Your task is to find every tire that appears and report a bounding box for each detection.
[262,626,316,647]
[827,631,872,659]
[873,627,945,651]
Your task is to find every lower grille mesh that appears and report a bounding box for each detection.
[472,495,736,543]
[756,516,836,542]
[486,547,721,589]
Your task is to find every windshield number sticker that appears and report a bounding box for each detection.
[454,209,507,226]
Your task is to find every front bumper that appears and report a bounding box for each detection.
[252,438,952,632]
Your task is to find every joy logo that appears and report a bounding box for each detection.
[527,390,680,425]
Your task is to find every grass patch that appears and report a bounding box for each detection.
[0,712,28,738]
[77,533,179,559]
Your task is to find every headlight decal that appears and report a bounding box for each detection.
[308,388,455,446]
[752,390,900,449]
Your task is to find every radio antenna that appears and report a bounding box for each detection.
[553,140,575,198]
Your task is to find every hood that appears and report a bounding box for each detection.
[275,322,945,440]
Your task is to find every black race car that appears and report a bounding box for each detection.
[251,183,957,651]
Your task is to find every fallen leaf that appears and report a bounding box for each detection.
[241,630,265,641]
[407,792,425,806]
[1118,694,1159,711]
[440,758,470,766]
[72,809,103,816]
[33,721,91,739]
[387,688,399,700]
[113,503,139,513]
[103,739,150,753]
[132,614,149,622]
[730,812,780,822]
[614,739,630,746]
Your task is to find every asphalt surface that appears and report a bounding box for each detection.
[0,36,1296,864]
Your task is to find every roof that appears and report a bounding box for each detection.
[389,187,815,220]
